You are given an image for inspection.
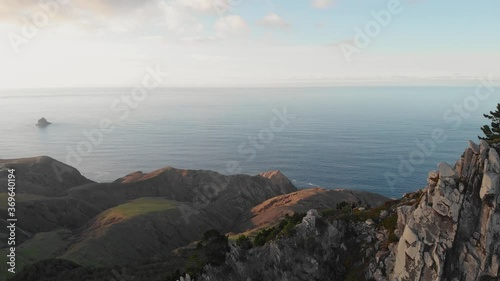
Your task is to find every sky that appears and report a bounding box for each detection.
[0,0,499,88]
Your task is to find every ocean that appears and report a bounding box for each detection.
[0,86,496,198]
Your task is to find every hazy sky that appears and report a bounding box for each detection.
[0,0,499,88]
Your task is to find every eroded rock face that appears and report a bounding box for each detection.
[200,210,384,281]
[391,141,500,281]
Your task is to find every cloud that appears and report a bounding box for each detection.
[0,0,249,42]
[258,13,290,29]
[174,0,237,15]
[312,0,335,9]
[214,15,249,37]
[71,0,148,16]
[0,0,161,32]
[158,1,204,34]
[0,0,212,39]
[175,0,213,12]
[0,0,153,20]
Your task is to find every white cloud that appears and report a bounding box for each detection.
[158,1,204,34]
[214,15,249,37]
[258,13,290,29]
[0,0,209,37]
[176,0,213,12]
[0,0,154,21]
[312,0,335,9]
[173,0,238,15]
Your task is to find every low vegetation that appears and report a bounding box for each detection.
[480,103,500,144]
[321,200,401,244]
[0,193,47,209]
[173,229,229,279]
[102,197,177,219]
[9,229,231,281]
[253,212,306,247]
[236,235,252,250]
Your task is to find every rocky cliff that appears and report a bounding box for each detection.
[198,141,500,281]
[199,193,412,281]
[200,209,378,281]
[389,140,500,281]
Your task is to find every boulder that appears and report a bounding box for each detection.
[380,210,389,220]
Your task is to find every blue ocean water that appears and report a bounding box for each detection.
[0,87,496,198]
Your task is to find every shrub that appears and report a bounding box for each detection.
[236,235,252,250]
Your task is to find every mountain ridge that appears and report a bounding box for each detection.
[0,156,388,280]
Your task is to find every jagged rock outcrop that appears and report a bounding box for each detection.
[390,141,500,281]
[201,210,362,281]
[200,203,411,281]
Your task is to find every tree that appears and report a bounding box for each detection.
[480,104,500,144]
[201,229,229,266]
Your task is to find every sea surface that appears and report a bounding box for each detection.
[0,87,496,198]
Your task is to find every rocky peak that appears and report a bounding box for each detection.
[259,170,297,194]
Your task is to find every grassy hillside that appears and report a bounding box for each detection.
[0,229,72,281]
[102,197,177,219]
[0,193,47,209]
[60,198,180,266]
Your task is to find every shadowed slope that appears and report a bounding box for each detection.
[0,156,93,196]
